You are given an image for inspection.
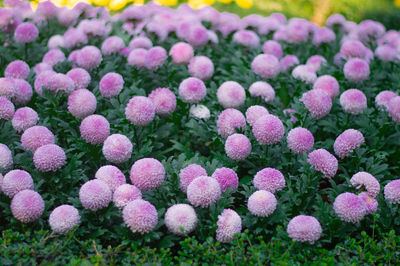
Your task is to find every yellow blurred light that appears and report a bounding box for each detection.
[108,0,129,10]
[235,0,252,9]
[133,0,144,4]
[217,0,233,3]
[92,0,109,6]
[154,0,178,6]
[188,0,215,9]
[395,0,400,7]
[51,0,66,7]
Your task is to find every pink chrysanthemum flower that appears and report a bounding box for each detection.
[313,75,340,99]
[179,164,207,193]
[170,42,194,64]
[253,167,286,193]
[127,48,148,68]
[80,115,110,144]
[101,36,125,55]
[216,209,242,243]
[375,91,397,110]
[2,169,33,198]
[245,105,269,127]
[340,40,367,59]
[249,81,275,104]
[67,89,97,119]
[358,192,378,214]
[300,89,332,119]
[0,97,15,120]
[76,46,102,70]
[375,44,397,62]
[384,179,400,204]
[48,35,65,49]
[248,190,277,217]
[33,63,53,75]
[49,205,80,234]
[63,28,88,49]
[179,77,207,104]
[225,133,251,161]
[217,108,246,138]
[350,172,380,198]
[113,184,142,209]
[14,22,38,43]
[13,79,33,105]
[99,72,124,98]
[188,56,214,81]
[251,54,280,79]
[66,68,91,90]
[43,49,66,67]
[79,179,112,211]
[287,215,322,244]
[11,190,44,223]
[344,58,370,83]
[333,192,367,223]
[123,199,158,234]
[287,127,314,154]
[46,73,76,94]
[217,81,246,108]
[326,14,346,27]
[233,30,260,48]
[307,149,338,178]
[280,55,300,73]
[129,158,165,191]
[185,25,209,47]
[0,78,16,99]
[36,0,57,19]
[313,27,335,46]
[212,167,238,193]
[262,40,282,59]
[339,89,367,115]
[292,65,317,84]
[12,107,38,132]
[148,88,176,117]
[129,36,152,49]
[252,114,284,145]
[125,96,155,126]
[306,55,327,72]
[187,176,221,208]
[5,60,30,79]
[21,126,54,152]
[102,134,132,164]
[0,143,12,170]
[165,204,197,236]
[33,144,66,172]
[95,165,126,192]
[387,96,400,124]
[145,46,167,71]
[334,129,365,159]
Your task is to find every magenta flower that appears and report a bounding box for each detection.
[0,143,13,170]
[11,190,44,223]
[217,108,246,138]
[2,170,34,198]
[125,96,155,126]
[233,30,260,47]
[375,91,397,110]
[216,209,242,243]
[99,72,124,98]
[148,88,176,117]
[333,129,365,159]
[358,192,378,214]
[340,89,367,115]
[217,81,246,109]
[388,96,400,124]
[333,192,367,223]
[95,165,126,192]
[76,46,102,70]
[5,60,30,79]
[252,114,284,145]
[80,114,110,144]
[350,172,380,198]
[13,79,33,105]
[245,105,269,127]
[251,54,280,79]
[68,89,97,119]
[102,134,132,164]
[188,56,214,81]
[123,199,158,234]
[145,46,167,71]
[384,179,400,204]
[187,176,221,208]
[14,22,38,43]
[130,158,165,191]
[113,184,142,209]
[79,179,112,211]
[307,149,338,178]
[248,190,277,217]
[12,107,38,133]
[49,205,80,234]
[212,167,239,192]
[33,144,66,172]
[179,77,207,104]
[225,133,251,161]
[262,40,282,59]
[253,167,286,193]
[165,204,197,235]
[179,164,207,193]
[313,75,340,99]
[300,89,332,119]
[287,215,322,244]
[21,126,55,152]
[287,127,314,154]
[169,42,194,64]
[343,58,370,83]
[101,36,125,55]
[66,68,91,90]
[249,81,275,104]
[127,48,148,68]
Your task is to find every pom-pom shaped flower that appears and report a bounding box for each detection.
[252,114,284,145]
[225,133,251,161]
[339,89,367,115]
[165,204,197,235]
[130,158,165,191]
[245,105,269,127]
[262,40,282,59]
[313,75,339,99]
[333,192,367,223]
[129,36,152,49]
[49,205,80,234]
[148,88,176,117]
[13,79,33,105]
[21,126,55,152]
[387,96,400,124]
[76,46,102,70]
[280,55,300,73]
[12,107,38,132]
[101,36,125,55]
[188,56,214,81]
[233,30,260,47]
[179,77,207,104]
[253,168,286,193]
[313,27,335,46]
[66,68,91,90]
[43,49,66,67]
[287,127,314,154]
[217,81,246,109]
[63,28,88,49]
[212,167,239,192]
[95,165,126,192]
[0,143,12,170]
[127,48,148,68]
[145,46,167,71]
[80,115,110,144]
[123,199,158,234]
[5,60,30,79]
[217,108,246,138]
[79,179,112,211]
[11,190,44,223]
[251,54,280,79]
[99,72,124,98]
[248,190,277,217]
[113,184,142,209]
[33,144,66,172]
[306,55,327,72]
[375,45,397,62]
[300,89,332,119]
[2,170,34,198]
[0,97,14,120]
[67,89,97,119]
[287,215,322,244]
[216,209,242,243]
[48,35,65,49]
[358,192,378,214]
[344,58,370,83]
[350,172,380,198]
[14,22,38,43]
[187,176,221,208]
[125,96,155,126]
[249,81,275,104]
[376,91,397,109]
[179,164,207,193]
[334,129,365,159]
[292,65,317,84]
[384,179,400,204]
[0,78,15,99]
[308,149,338,178]
[102,134,132,164]
[170,42,194,64]
[340,40,367,59]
